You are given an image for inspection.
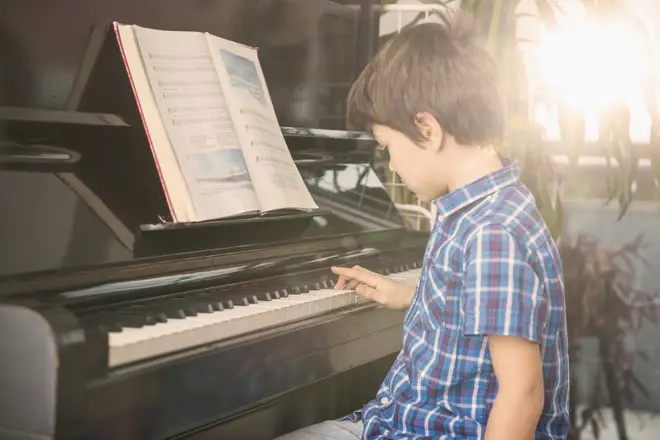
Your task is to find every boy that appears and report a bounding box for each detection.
[277,11,569,440]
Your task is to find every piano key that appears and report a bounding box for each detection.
[168,298,215,314]
[387,269,422,285]
[107,269,422,367]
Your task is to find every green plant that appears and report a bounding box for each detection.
[560,234,659,440]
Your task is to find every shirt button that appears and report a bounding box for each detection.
[380,397,389,405]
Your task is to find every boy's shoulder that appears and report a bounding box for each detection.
[443,182,554,260]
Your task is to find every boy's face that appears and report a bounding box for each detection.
[372,122,449,202]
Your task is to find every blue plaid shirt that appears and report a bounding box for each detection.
[344,160,570,439]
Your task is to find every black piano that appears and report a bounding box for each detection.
[0,1,427,439]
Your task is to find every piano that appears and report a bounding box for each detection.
[0,1,427,439]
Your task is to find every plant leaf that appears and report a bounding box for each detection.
[535,0,557,27]
[626,370,651,399]
[651,117,660,190]
[590,416,601,439]
[487,0,503,56]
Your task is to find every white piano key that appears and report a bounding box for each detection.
[388,269,422,285]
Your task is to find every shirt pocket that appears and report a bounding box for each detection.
[419,264,464,331]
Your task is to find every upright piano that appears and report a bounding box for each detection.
[0,1,428,439]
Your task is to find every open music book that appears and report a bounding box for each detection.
[113,23,318,223]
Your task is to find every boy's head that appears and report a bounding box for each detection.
[347,12,506,201]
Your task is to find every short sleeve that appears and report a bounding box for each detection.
[461,224,547,343]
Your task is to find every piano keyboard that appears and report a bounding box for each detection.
[107,268,422,367]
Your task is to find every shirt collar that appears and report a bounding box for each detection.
[433,158,521,222]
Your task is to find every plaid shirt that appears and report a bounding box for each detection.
[343,160,569,439]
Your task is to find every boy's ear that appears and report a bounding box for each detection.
[414,112,443,152]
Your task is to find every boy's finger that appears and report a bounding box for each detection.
[331,265,381,287]
[335,276,360,291]
[335,274,349,289]
[344,280,361,290]
[331,266,359,289]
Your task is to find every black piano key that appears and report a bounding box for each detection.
[157,307,189,319]
[104,324,124,333]
[137,300,193,319]
[191,293,226,311]
[117,315,149,328]
[153,313,168,323]
[123,305,168,323]
[115,310,158,326]
[291,286,301,295]
[194,303,215,313]
[211,301,224,311]
[169,297,215,314]
[195,288,260,309]
[299,285,310,293]
[260,292,272,301]
[193,296,224,311]
[179,307,198,317]
[83,314,124,333]
[278,289,289,298]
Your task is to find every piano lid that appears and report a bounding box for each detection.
[0,0,407,286]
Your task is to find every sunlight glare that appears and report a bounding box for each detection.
[538,23,648,109]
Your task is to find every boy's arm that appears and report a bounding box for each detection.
[460,224,547,440]
[485,335,544,440]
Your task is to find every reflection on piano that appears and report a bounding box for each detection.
[0,1,426,439]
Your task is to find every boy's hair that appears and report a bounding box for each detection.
[347,11,505,146]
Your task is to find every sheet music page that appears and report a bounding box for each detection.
[204,34,318,212]
[131,26,261,221]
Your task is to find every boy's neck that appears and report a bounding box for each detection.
[445,147,503,193]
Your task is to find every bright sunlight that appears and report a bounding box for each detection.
[538,23,648,108]
[535,19,653,142]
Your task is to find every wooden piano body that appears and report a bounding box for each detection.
[0,1,427,439]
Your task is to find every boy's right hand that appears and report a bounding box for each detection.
[331,265,415,310]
